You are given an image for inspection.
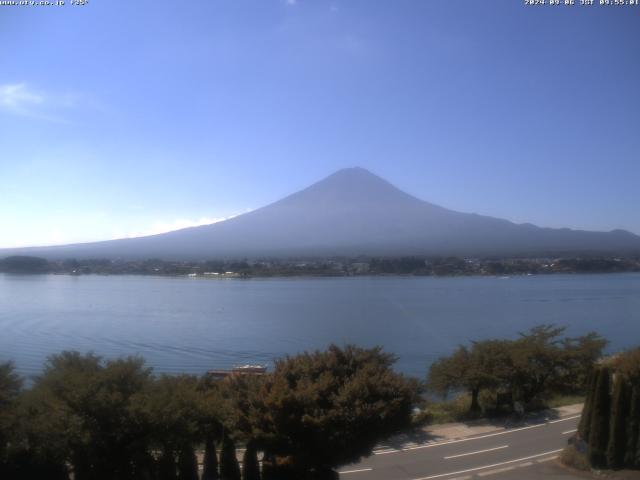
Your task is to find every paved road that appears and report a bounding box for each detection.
[479,458,589,479]
[339,414,581,480]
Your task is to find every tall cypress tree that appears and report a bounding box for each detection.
[242,441,261,480]
[636,420,640,470]
[132,451,157,480]
[579,370,597,442]
[261,452,276,480]
[220,436,241,480]
[202,436,220,480]
[177,445,199,480]
[606,376,630,469]
[624,386,640,468]
[588,367,611,469]
[635,387,640,470]
[158,450,178,480]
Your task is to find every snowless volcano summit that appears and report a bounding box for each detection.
[4,167,640,260]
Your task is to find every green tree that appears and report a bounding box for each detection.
[177,444,199,480]
[220,435,241,480]
[427,341,511,415]
[202,436,220,480]
[0,362,23,476]
[561,332,608,392]
[607,376,631,468]
[26,351,153,480]
[612,348,640,468]
[255,345,418,478]
[135,374,204,479]
[158,450,178,480]
[428,325,608,415]
[508,325,566,406]
[613,348,640,383]
[578,370,597,442]
[588,367,611,468]
[242,441,261,480]
[625,386,640,468]
[261,452,277,480]
[10,377,71,479]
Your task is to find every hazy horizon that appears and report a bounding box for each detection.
[2,1,639,248]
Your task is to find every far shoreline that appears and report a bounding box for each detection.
[1,254,639,278]
[2,270,640,281]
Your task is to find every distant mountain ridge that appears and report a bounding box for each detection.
[3,167,640,259]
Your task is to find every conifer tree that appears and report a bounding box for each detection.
[588,367,611,468]
[158,450,178,480]
[177,445,199,480]
[634,386,640,469]
[220,435,241,480]
[578,370,597,442]
[636,422,640,469]
[132,451,157,480]
[260,452,276,480]
[242,441,261,480]
[624,386,640,468]
[202,436,220,480]
[624,385,640,468]
[606,376,630,469]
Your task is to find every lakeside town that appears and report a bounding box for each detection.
[1,254,639,277]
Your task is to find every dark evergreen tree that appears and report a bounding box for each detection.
[260,452,277,480]
[202,436,219,480]
[242,441,260,480]
[0,362,23,476]
[625,386,640,468]
[220,435,241,480]
[588,367,611,468]
[607,376,631,468]
[132,451,157,480]
[158,450,178,480]
[177,445,199,480]
[637,419,640,470]
[2,450,70,480]
[578,370,597,442]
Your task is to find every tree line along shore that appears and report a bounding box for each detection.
[1,254,639,277]
[1,325,637,479]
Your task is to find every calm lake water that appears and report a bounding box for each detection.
[1,273,639,378]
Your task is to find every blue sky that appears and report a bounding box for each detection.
[1,0,639,248]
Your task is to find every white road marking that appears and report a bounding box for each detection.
[374,414,580,456]
[518,462,533,467]
[338,468,373,474]
[562,429,577,435]
[444,445,509,460]
[373,448,398,455]
[477,466,515,476]
[375,424,544,455]
[536,455,558,463]
[548,415,581,424]
[412,449,564,480]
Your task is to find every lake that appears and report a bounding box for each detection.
[1,273,639,379]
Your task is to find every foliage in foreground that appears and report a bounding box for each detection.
[576,348,640,471]
[0,345,417,480]
[253,345,418,476]
[426,325,606,416]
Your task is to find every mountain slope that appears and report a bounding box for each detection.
[3,168,640,259]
